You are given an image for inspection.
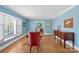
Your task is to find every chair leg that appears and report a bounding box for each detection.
[37,46,39,53]
[30,46,32,53]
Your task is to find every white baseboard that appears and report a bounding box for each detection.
[0,33,27,51]
[74,46,79,51]
[44,33,52,35]
[56,37,79,51]
[66,41,79,51]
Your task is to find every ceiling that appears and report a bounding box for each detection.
[5,5,73,20]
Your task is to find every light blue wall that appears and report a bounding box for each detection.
[27,20,52,33]
[52,6,79,47]
[0,6,27,34]
[22,19,28,34]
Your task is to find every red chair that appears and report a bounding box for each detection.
[28,32,40,53]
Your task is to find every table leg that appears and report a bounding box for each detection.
[64,40,66,48]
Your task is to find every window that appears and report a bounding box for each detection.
[0,13,22,42]
[3,15,16,39]
[0,14,3,41]
[16,18,22,36]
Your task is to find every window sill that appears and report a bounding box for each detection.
[4,35,16,41]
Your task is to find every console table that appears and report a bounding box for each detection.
[53,30,74,48]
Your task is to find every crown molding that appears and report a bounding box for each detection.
[1,5,27,20]
[53,5,77,19]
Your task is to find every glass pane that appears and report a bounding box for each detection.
[8,17,15,37]
[3,15,9,39]
[16,18,22,36]
[0,14,3,41]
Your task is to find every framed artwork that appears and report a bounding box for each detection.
[64,17,73,28]
[45,21,52,33]
[45,21,51,30]
[37,23,42,28]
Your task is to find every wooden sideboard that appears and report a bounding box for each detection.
[53,30,74,48]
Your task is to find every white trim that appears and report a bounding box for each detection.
[4,35,16,41]
[44,33,52,35]
[53,5,76,19]
[0,12,21,20]
[74,46,79,51]
[58,38,79,51]
[0,33,27,51]
[66,41,79,51]
[14,19,17,34]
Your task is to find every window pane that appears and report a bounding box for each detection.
[16,19,22,36]
[0,14,3,41]
[8,17,15,37]
[3,15,10,39]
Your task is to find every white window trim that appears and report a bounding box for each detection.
[0,12,22,41]
[4,35,16,41]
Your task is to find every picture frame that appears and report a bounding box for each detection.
[64,17,73,28]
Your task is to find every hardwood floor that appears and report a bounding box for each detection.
[0,35,78,53]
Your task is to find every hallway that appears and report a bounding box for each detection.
[0,35,77,53]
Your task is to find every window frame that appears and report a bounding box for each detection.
[0,12,22,42]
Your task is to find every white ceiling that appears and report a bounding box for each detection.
[5,5,73,20]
